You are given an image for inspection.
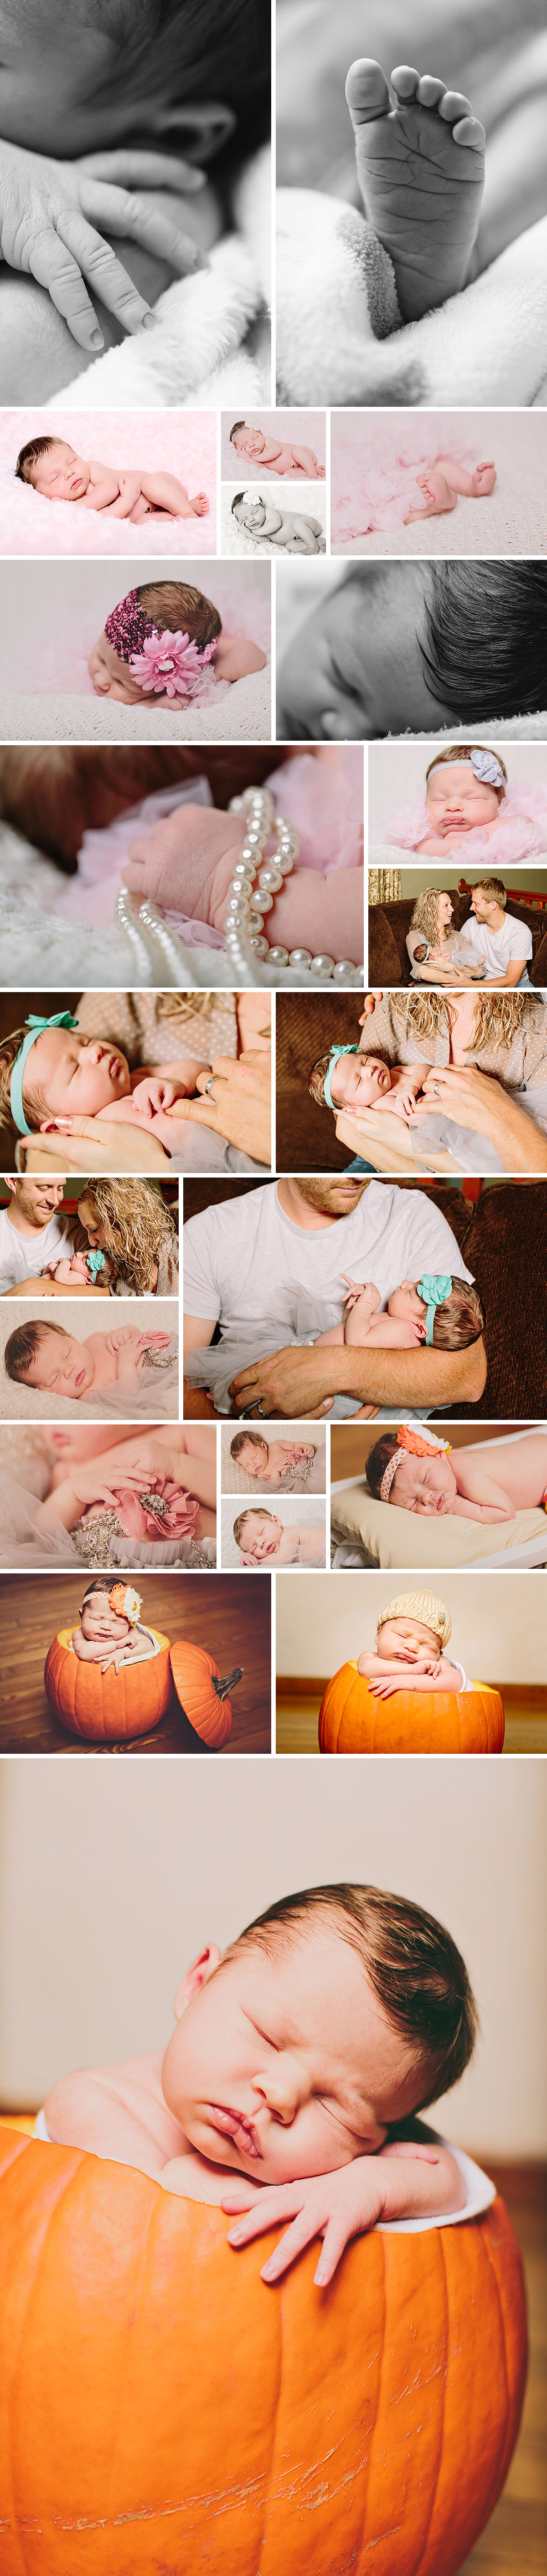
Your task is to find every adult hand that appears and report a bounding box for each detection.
[175,1053,272,1168]
[24,1117,169,1173]
[229,1347,336,1417]
[358,995,382,1025]
[413,1062,514,1134]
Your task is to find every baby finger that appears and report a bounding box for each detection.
[78,179,207,275]
[52,206,159,335]
[27,225,104,350]
[77,150,206,194]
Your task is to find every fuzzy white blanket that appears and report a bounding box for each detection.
[0,1301,177,1421]
[50,153,271,410]
[276,192,547,408]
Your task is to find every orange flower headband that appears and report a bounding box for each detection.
[379,1424,452,1505]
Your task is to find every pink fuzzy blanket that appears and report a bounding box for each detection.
[382,783,547,862]
[331,416,478,540]
[0,409,217,558]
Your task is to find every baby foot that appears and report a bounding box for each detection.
[471,461,496,494]
[406,469,456,520]
[346,60,485,323]
[191,492,210,514]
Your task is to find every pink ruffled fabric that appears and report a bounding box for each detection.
[52,751,363,937]
[331,421,477,542]
[381,783,547,863]
[113,1477,199,1540]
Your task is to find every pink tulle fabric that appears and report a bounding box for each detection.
[331,421,477,541]
[52,752,363,937]
[381,783,547,865]
[112,1477,199,1540]
[13,572,270,695]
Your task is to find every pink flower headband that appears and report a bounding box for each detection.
[104,590,217,698]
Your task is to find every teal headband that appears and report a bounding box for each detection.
[10,1013,79,1138]
[323,1044,359,1110]
[417,1273,453,1346]
[86,1247,106,1281]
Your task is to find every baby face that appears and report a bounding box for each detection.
[89,634,146,705]
[237,498,266,529]
[236,1439,269,1479]
[391,1451,459,1516]
[24,1330,94,1398]
[233,429,264,459]
[81,1599,129,1645]
[161,1923,425,2186]
[377,1616,441,1664]
[331,1053,391,1111]
[387,1280,428,1336]
[27,1026,130,1124]
[278,567,445,742]
[240,1512,282,1559]
[425,766,500,835]
[31,444,91,503]
[67,1251,93,1279]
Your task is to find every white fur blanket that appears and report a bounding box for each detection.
[276,192,547,408]
[0,1301,178,1421]
[0,665,272,746]
[50,153,271,410]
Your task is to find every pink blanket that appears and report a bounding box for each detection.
[382,782,547,863]
[331,418,477,540]
[52,750,364,937]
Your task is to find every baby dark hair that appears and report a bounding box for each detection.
[233,1507,274,1545]
[16,437,60,487]
[230,423,247,442]
[235,1882,478,2108]
[347,563,547,719]
[413,944,428,964]
[230,1431,268,1459]
[308,1048,390,1110]
[232,494,246,512]
[0,1024,51,1140]
[136,582,221,647]
[4,1319,69,1383]
[426,744,507,800]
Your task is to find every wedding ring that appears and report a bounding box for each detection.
[204,1077,216,1098]
[433,1083,440,1096]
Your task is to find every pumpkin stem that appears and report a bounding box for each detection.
[213,1667,243,1700]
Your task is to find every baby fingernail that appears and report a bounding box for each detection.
[90,329,103,348]
[142,311,159,329]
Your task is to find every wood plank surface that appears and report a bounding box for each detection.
[0,1573,271,1756]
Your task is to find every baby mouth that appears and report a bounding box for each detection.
[207,2105,262,2159]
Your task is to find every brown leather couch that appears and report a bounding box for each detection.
[368,890,547,986]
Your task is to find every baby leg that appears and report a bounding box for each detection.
[435,455,496,496]
[345,61,485,323]
[137,471,210,518]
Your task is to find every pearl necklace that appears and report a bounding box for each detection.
[113,787,361,986]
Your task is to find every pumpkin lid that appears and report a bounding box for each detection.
[169,1645,243,1708]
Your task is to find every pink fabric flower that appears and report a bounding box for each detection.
[129,629,217,699]
[114,1476,200,1540]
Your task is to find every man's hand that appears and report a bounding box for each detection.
[230,1346,336,1418]
[175,1053,273,1169]
[0,143,206,351]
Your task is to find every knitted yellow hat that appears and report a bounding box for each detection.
[376,1591,451,1648]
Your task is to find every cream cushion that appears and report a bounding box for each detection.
[330,1480,547,1568]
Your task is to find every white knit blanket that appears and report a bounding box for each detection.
[276,192,547,408]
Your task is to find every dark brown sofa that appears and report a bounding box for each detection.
[368,890,547,986]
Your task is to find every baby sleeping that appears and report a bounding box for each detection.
[317,1270,484,1356]
[356,1591,467,1698]
[46,1249,114,1291]
[309,1045,430,1123]
[16,439,209,522]
[233,1508,325,1566]
[89,580,266,707]
[4,1318,176,1403]
[72,1580,158,1674]
[229,1431,317,1487]
[230,424,325,479]
[365,1425,547,1523]
[0,1008,214,1159]
[231,492,323,553]
[383,744,547,866]
[39,1880,481,2286]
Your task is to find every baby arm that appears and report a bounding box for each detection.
[315,1281,380,1349]
[374,1062,430,1121]
[100,1629,157,1674]
[451,1461,516,1522]
[222,2139,466,2286]
[83,461,126,512]
[217,634,267,680]
[72,1627,106,1663]
[121,807,363,970]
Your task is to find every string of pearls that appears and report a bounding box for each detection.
[224,787,360,983]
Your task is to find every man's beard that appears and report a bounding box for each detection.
[294,1178,370,1215]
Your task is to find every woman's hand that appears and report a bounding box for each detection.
[411,1062,547,1173]
[27,1118,169,1173]
[175,1052,272,1168]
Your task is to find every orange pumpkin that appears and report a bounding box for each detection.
[0,2126,526,2576]
[44,1627,172,1742]
[170,1641,242,1746]
[319,1662,505,1754]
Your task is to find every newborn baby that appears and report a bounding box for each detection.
[16,439,209,521]
[89,580,266,707]
[317,1271,484,1357]
[366,1426,547,1523]
[232,492,323,553]
[71,1579,158,1673]
[4,1317,175,1402]
[48,1248,114,1290]
[356,1591,467,1698]
[0,1009,214,1157]
[404,458,496,523]
[230,424,325,478]
[276,559,547,743]
[40,1880,475,2286]
[418,749,507,854]
[309,1046,429,1122]
[229,1432,317,1486]
[233,1507,325,1565]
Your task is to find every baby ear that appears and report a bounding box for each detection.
[173,1943,222,2020]
[149,102,236,161]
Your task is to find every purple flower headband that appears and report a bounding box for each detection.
[104,590,217,699]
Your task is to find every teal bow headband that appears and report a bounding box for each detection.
[10,1013,79,1139]
[323,1045,359,1110]
[417,1273,453,1346]
[86,1247,106,1281]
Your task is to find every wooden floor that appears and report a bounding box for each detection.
[459,2166,547,2574]
[276,1688,547,1757]
[0,1573,271,1755]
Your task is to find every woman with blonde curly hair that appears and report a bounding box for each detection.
[76,1180,178,1296]
[345,988,547,1176]
[407,889,479,984]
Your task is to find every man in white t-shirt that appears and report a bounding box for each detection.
[183,1176,486,1419]
[0,1178,74,1295]
[458,880,532,987]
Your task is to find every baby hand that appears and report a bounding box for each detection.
[121,805,247,926]
[131,1075,178,1117]
[222,2159,386,2287]
[0,142,171,350]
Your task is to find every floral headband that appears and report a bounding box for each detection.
[80,1582,143,1623]
[417,1273,453,1346]
[86,1248,106,1281]
[379,1423,452,1505]
[10,1010,79,1138]
[428,747,504,789]
[323,1044,359,1109]
[104,590,217,698]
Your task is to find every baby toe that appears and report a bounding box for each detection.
[452,114,486,149]
[345,59,391,123]
[438,88,473,122]
[416,74,447,108]
[390,64,420,99]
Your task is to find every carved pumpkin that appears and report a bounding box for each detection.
[319,1663,505,1755]
[0,2127,526,2575]
[169,1641,242,1746]
[44,1627,172,1742]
